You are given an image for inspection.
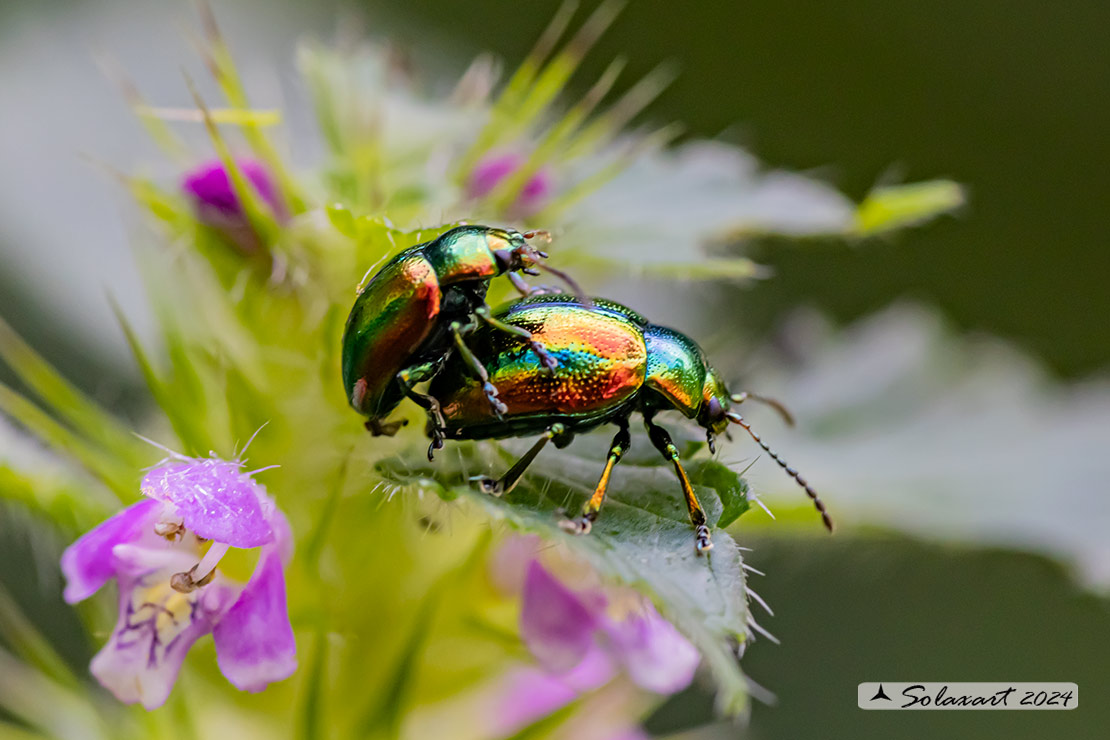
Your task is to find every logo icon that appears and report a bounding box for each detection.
[870,684,892,701]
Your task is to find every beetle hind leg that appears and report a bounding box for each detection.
[560,419,631,536]
[475,423,566,497]
[396,363,448,460]
[645,414,713,555]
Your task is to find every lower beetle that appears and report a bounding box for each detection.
[427,294,833,553]
[341,224,579,440]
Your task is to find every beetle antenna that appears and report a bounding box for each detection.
[537,260,591,306]
[725,411,833,532]
[730,391,795,427]
[521,230,590,306]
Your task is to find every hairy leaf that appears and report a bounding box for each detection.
[380,441,753,715]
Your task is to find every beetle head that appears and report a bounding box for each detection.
[697,371,733,437]
[492,229,550,275]
[494,229,588,304]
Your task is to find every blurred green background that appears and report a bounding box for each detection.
[1,1,1107,738]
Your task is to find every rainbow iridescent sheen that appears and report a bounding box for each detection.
[342,248,440,417]
[643,326,709,418]
[432,296,648,437]
[341,225,531,420]
[430,294,729,441]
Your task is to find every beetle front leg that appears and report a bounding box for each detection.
[644,414,713,554]
[474,306,557,370]
[450,321,508,418]
[559,418,631,535]
[506,271,563,298]
[475,423,566,496]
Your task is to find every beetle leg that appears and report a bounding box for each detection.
[475,423,566,496]
[507,271,563,297]
[507,271,533,297]
[396,363,448,460]
[559,418,631,535]
[644,414,713,554]
[450,321,508,418]
[474,306,558,371]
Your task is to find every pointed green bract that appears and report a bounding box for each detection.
[855,180,965,236]
[0,316,145,468]
[197,2,306,213]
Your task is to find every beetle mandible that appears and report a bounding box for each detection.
[427,294,833,553]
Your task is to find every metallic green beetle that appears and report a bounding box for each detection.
[341,224,577,439]
[428,294,833,553]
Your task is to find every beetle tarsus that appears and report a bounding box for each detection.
[476,476,504,496]
[482,384,508,418]
[531,342,558,370]
[694,524,714,555]
[426,429,445,461]
[558,515,593,535]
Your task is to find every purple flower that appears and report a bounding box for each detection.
[482,543,699,736]
[467,152,553,215]
[520,561,699,695]
[182,159,284,254]
[61,454,295,709]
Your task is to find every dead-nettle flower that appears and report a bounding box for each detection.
[467,151,553,215]
[478,537,698,734]
[60,454,296,710]
[520,558,698,695]
[182,158,284,254]
[480,556,697,736]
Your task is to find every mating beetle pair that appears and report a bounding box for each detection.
[341,226,832,552]
[341,225,576,444]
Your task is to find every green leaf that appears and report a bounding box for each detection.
[0,584,80,690]
[689,460,750,529]
[455,0,623,179]
[296,628,329,740]
[354,589,440,738]
[184,75,283,248]
[197,2,306,212]
[325,203,358,239]
[133,105,282,127]
[854,179,965,236]
[0,381,131,502]
[0,315,145,468]
[110,301,210,455]
[574,254,768,282]
[380,441,752,716]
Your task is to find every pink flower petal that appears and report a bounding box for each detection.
[60,500,159,604]
[141,458,275,548]
[467,152,552,214]
[89,573,223,710]
[520,561,602,673]
[211,520,296,692]
[602,603,699,694]
[182,159,282,219]
[490,647,616,736]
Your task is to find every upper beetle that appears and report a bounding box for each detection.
[427,293,832,553]
[341,224,578,441]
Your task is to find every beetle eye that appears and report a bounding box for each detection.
[706,397,724,421]
[493,249,514,273]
